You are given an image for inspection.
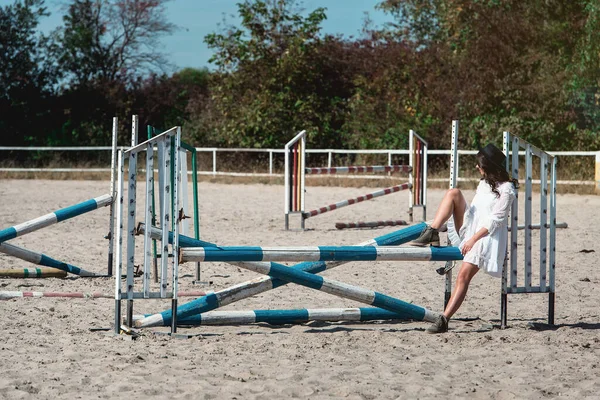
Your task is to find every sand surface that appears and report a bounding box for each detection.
[1,179,599,399]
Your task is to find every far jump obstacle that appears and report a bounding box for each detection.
[284,130,428,230]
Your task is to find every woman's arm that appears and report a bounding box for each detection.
[479,185,516,236]
[460,227,489,255]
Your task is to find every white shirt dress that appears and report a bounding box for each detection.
[447,181,517,278]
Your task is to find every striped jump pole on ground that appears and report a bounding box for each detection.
[0,290,208,300]
[134,307,410,326]
[304,183,411,219]
[134,222,427,328]
[0,242,100,277]
[0,291,107,300]
[0,268,67,278]
[335,220,408,230]
[304,165,412,175]
[180,246,463,263]
[0,194,113,244]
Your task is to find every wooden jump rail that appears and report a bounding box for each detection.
[0,268,66,278]
[335,220,408,230]
[0,117,123,280]
[134,223,428,328]
[303,183,412,219]
[304,165,412,175]
[0,290,208,300]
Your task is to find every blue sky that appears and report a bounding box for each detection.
[6,0,393,71]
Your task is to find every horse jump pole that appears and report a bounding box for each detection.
[133,307,410,326]
[0,194,112,244]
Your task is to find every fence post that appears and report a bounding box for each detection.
[596,151,600,194]
[212,149,217,176]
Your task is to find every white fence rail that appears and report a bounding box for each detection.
[0,146,596,185]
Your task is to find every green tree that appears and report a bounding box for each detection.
[202,0,354,148]
[0,0,58,145]
[133,67,211,136]
[47,0,177,146]
[56,0,176,87]
[376,0,600,149]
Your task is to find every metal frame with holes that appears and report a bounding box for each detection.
[114,116,182,334]
[500,132,557,328]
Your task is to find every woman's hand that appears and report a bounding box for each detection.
[461,238,476,255]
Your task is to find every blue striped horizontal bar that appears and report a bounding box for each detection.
[0,194,112,243]
[135,222,428,328]
[137,307,410,326]
[180,245,463,263]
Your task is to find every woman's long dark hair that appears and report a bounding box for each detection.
[476,153,519,197]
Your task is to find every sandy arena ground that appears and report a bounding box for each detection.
[1,179,599,399]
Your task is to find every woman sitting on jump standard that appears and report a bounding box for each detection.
[409,143,518,334]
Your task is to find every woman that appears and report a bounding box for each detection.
[409,143,518,334]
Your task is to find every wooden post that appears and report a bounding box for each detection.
[0,268,67,278]
[595,152,600,194]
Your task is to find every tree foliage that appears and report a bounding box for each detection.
[202,0,355,148]
[56,0,176,86]
[2,0,600,154]
[376,0,600,149]
[0,0,57,145]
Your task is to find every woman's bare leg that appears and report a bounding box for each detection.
[430,188,468,231]
[443,262,479,319]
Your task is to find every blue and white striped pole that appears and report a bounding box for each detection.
[180,246,463,263]
[0,242,100,277]
[135,307,410,326]
[135,223,429,328]
[0,194,113,244]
